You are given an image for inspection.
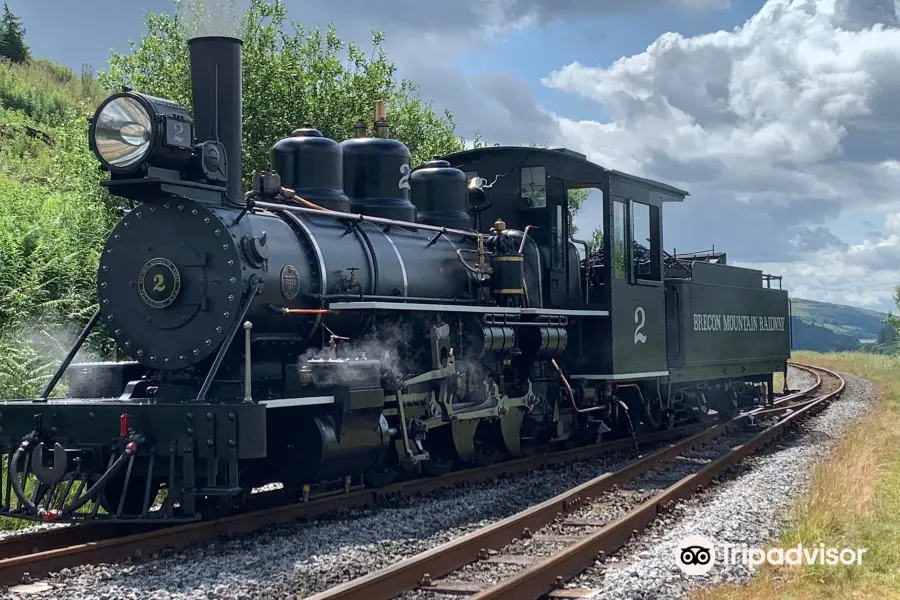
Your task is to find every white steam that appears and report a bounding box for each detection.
[297,322,492,401]
[175,0,242,39]
[298,322,413,386]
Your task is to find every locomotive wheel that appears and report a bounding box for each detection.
[363,462,400,488]
[640,392,664,431]
[421,427,456,477]
[471,420,503,467]
[421,455,455,477]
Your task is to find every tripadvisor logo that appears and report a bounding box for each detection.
[674,534,869,574]
[675,534,716,575]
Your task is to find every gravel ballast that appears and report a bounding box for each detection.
[6,444,659,599]
[4,368,863,600]
[574,372,877,600]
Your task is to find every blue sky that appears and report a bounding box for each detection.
[7,0,900,313]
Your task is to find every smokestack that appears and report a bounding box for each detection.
[373,100,389,139]
[188,36,243,202]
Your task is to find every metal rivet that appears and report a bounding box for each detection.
[106,249,113,254]
[191,209,197,215]
[149,205,155,212]
[102,299,109,304]
[114,329,121,335]
[228,260,235,266]
[136,350,143,356]
[114,234,120,240]
[216,326,223,333]
[107,315,113,321]
[228,295,234,302]
[150,356,155,361]
[124,341,131,347]
[100,282,107,288]
[136,212,142,218]
[205,339,212,345]
[214,229,220,235]
[223,312,230,318]
[179,355,185,361]
[124,222,130,228]
[222,244,229,250]
[204,217,210,224]
[178,204,183,210]
[193,349,200,355]
[229,277,236,284]
[102,265,109,271]
[164,203,169,209]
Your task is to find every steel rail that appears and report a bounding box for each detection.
[0,365,819,588]
[469,364,844,600]
[302,362,832,600]
[0,424,709,586]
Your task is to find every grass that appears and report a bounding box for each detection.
[0,57,117,399]
[694,351,900,600]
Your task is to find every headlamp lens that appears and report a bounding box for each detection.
[94,96,153,168]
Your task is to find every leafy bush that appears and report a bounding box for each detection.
[99,0,463,177]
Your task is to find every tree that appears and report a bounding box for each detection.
[0,2,29,63]
[877,321,896,344]
[567,189,589,236]
[887,286,900,337]
[99,0,463,181]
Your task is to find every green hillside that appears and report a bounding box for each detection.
[791,298,888,341]
[789,298,896,353]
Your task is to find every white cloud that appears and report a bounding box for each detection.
[541,0,900,310]
[284,0,732,145]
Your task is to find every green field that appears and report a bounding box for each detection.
[790,298,893,353]
[791,298,888,341]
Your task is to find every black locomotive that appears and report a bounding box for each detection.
[0,36,791,523]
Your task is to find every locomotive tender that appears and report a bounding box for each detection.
[0,36,792,523]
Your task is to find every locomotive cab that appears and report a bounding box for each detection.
[442,146,687,379]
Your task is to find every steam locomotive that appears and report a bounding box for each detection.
[0,36,791,523]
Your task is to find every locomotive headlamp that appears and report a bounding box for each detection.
[89,90,195,174]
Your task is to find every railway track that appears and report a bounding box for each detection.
[0,424,707,587]
[300,362,841,600]
[0,364,823,591]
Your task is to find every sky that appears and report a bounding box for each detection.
[8,0,900,313]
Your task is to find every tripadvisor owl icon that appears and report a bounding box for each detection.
[675,534,716,575]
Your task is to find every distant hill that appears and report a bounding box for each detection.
[790,298,891,352]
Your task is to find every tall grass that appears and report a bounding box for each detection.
[695,351,900,600]
[0,57,116,398]
[0,58,101,126]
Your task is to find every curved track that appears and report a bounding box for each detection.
[300,363,841,600]
[0,427,704,586]
[0,364,825,590]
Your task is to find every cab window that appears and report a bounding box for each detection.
[612,199,626,278]
[520,166,546,208]
[631,201,661,282]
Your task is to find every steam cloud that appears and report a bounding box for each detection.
[297,321,491,403]
[175,0,242,39]
[298,322,413,386]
